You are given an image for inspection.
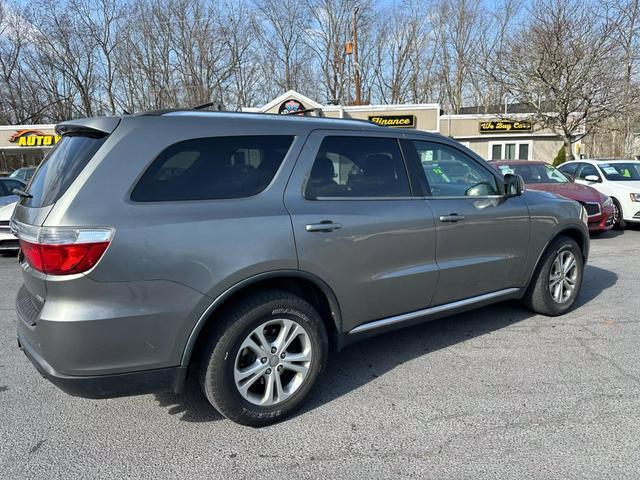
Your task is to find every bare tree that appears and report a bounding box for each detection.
[495,0,625,160]
[254,0,315,95]
[433,0,481,113]
[610,0,640,157]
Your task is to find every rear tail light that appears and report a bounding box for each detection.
[11,220,114,275]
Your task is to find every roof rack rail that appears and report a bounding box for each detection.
[131,107,385,127]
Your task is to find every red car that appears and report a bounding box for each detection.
[490,160,614,233]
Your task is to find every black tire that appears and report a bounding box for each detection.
[523,236,584,316]
[612,198,626,229]
[198,290,328,427]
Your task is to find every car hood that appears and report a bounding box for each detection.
[526,182,601,203]
[0,200,17,220]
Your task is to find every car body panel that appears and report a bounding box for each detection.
[426,195,530,305]
[284,129,439,331]
[12,112,590,398]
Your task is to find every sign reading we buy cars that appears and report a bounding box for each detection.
[479,120,532,133]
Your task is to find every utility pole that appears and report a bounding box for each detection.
[352,5,362,105]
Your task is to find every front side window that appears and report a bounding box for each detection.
[131,135,294,202]
[410,141,500,197]
[576,163,600,180]
[305,136,410,198]
[598,163,640,181]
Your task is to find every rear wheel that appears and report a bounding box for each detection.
[524,236,584,316]
[198,290,328,427]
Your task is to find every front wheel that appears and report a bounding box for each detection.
[612,198,626,229]
[524,236,584,316]
[198,290,328,427]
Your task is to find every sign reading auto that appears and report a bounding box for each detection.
[368,114,415,128]
[9,129,61,147]
[479,120,532,133]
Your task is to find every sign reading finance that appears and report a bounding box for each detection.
[368,114,416,128]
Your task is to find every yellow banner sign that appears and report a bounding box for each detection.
[479,120,532,133]
[368,115,416,128]
[9,129,61,147]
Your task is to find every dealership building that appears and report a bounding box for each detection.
[0,90,578,172]
[244,90,579,162]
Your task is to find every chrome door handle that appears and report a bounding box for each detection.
[439,214,465,223]
[305,221,342,232]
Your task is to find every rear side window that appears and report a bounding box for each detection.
[305,136,410,198]
[23,134,107,208]
[131,136,294,202]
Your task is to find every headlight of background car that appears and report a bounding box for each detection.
[602,196,613,208]
[580,206,588,225]
[630,193,640,202]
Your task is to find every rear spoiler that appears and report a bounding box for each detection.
[56,116,120,136]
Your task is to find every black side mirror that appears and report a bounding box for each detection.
[504,173,524,197]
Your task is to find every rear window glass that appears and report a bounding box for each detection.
[22,134,107,208]
[131,136,294,202]
[305,136,410,198]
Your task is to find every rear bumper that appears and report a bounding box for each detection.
[18,329,187,398]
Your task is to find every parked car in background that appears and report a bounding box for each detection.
[0,201,18,252]
[0,178,26,204]
[9,167,37,183]
[558,159,640,229]
[490,160,614,233]
[13,112,589,427]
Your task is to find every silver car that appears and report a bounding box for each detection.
[13,111,589,426]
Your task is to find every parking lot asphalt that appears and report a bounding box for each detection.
[1,229,639,479]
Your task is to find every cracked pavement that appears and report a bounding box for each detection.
[1,229,639,479]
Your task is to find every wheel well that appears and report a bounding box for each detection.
[188,276,340,367]
[556,227,588,259]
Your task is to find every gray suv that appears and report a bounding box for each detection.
[13,111,589,426]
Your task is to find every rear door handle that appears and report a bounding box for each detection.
[305,221,342,232]
[439,214,465,223]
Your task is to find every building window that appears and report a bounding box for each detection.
[488,141,532,160]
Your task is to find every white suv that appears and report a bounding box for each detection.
[559,160,640,229]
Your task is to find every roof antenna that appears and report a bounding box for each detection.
[192,102,215,110]
[122,109,131,115]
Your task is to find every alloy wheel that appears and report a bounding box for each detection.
[548,250,578,303]
[234,318,312,406]
[612,202,620,226]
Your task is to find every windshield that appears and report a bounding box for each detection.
[495,163,569,184]
[22,134,107,208]
[598,163,640,181]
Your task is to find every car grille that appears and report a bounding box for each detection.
[0,220,10,233]
[16,285,43,327]
[582,202,601,217]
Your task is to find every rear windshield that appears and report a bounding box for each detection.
[131,135,294,202]
[22,134,107,208]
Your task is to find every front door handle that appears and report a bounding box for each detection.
[439,214,465,223]
[305,221,342,232]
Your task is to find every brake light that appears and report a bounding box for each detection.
[11,221,114,275]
